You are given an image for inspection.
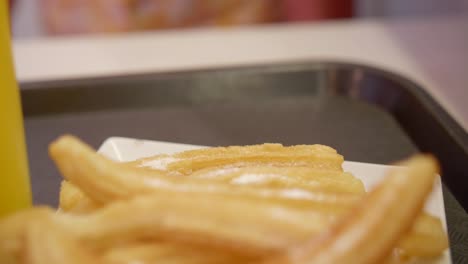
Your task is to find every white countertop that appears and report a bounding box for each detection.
[13,17,468,131]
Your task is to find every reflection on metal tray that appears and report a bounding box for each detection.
[20,62,468,263]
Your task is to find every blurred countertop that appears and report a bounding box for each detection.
[13,17,468,131]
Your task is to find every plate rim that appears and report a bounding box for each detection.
[97,136,451,263]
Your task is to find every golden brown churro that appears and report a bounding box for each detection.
[0,135,448,264]
[264,155,442,264]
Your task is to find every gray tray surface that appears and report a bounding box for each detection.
[21,62,468,263]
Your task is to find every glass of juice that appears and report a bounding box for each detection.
[0,2,32,217]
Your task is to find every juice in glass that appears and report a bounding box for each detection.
[0,2,32,217]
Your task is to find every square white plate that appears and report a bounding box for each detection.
[98,137,451,263]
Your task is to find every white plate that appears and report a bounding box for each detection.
[98,137,452,264]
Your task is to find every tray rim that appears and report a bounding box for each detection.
[19,60,466,139]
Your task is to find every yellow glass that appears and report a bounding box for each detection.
[0,2,32,217]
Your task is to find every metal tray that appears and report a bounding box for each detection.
[20,62,468,263]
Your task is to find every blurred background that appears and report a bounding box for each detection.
[11,0,468,38]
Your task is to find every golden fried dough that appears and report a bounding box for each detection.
[0,135,449,264]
